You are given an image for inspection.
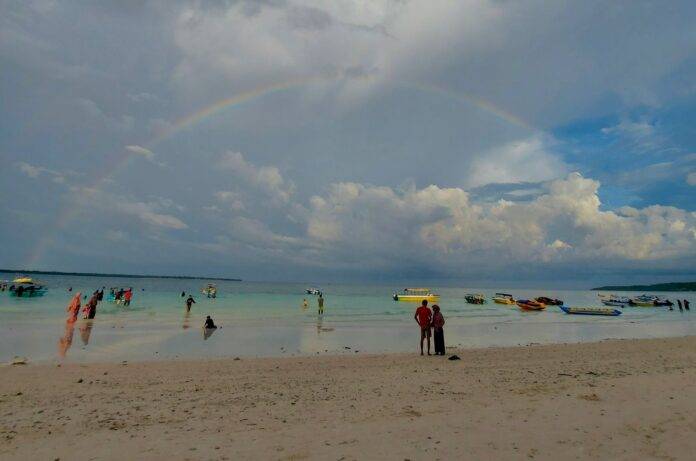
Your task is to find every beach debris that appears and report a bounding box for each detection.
[448,355,461,361]
[77,378,83,383]
[234,357,241,361]
[11,356,28,365]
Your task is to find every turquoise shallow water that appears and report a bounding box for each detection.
[1,274,694,363]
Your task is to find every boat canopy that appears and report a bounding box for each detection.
[13,277,36,284]
[495,293,513,297]
[403,288,431,293]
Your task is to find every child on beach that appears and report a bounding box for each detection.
[431,305,445,356]
[414,300,432,356]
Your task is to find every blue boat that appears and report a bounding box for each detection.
[560,306,621,316]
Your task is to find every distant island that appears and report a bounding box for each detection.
[592,282,696,292]
[0,269,241,282]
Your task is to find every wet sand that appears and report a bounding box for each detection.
[2,336,696,460]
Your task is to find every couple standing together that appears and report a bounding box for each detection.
[414,300,445,356]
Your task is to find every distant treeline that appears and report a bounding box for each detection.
[0,269,241,282]
[592,282,696,292]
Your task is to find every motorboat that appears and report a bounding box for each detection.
[598,294,630,306]
[392,288,440,302]
[201,283,217,298]
[654,297,673,307]
[306,288,322,295]
[560,306,622,316]
[535,296,563,306]
[516,299,546,311]
[492,293,515,305]
[9,277,47,297]
[629,295,659,307]
[465,293,486,304]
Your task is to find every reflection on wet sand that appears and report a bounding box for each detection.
[79,320,94,346]
[203,327,217,340]
[182,311,191,329]
[58,321,75,358]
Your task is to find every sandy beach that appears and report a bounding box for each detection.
[2,336,696,460]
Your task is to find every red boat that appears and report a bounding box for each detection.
[517,299,547,311]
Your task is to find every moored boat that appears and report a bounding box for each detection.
[9,277,47,297]
[535,296,563,306]
[492,293,515,305]
[393,288,440,302]
[629,295,658,307]
[516,299,546,311]
[598,294,630,306]
[306,288,321,295]
[201,283,217,298]
[560,306,622,316]
[465,293,486,304]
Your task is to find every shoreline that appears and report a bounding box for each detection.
[3,336,696,460]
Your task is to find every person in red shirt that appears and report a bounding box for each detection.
[414,300,432,356]
[123,288,133,306]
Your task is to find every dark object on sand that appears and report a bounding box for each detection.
[448,355,461,361]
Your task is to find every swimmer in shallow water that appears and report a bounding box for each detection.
[204,315,217,329]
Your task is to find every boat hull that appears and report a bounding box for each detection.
[517,300,546,311]
[492,297,515,305]
[394,294,440,302]
[561,306,621,316]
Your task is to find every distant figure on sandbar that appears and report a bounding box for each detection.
[431,305,445,356]
[414,300,432,356]
[97,289,104,302]
[685,299,690,311]
[186,295,196,312]
[66,292,82,323]
[181,291,186,297]
[318,293,324,315]
[677,300,683,311]
[302,298,308,309]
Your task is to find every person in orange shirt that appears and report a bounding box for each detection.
[414,300,432,356]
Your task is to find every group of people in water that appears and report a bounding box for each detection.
[302,292,325,314]
[670,299,691,312]
[415,300,446,356]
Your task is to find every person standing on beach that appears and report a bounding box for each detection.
[82,293,98,319]
[302,298,308,309]
[685,299,690,311]
[431,305,445,356]
[414,300,432,356]
[66,292,81,323]
[186,295,196,312]
[123,288,133,306]
[318,293,324,315]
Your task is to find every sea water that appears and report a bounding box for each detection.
[1,273,695,363]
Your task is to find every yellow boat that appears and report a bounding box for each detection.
[392,288,440,302]
[492,293,516,305]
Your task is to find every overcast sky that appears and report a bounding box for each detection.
[1,1,694,285]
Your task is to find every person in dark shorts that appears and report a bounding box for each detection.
[186,295,196,312]
[414,300,432,356]
[431,305,445,355]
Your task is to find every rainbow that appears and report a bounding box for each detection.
[25,77,538,267]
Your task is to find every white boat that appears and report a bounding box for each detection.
[598,294,630,306]
[306,288,322,295]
